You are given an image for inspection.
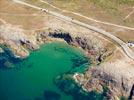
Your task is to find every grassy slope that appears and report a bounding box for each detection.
[0,0,133,41]
[0,0,46,30]
[45,0,134,27]
[44,0,134,42]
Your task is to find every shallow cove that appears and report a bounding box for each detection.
[0,42,89,100]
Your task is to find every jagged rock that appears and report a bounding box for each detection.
[74,59,134,99]
[19,38,39,50]
[49,32,73,43]
[47,30,112,64]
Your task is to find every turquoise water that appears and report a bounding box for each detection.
[0,42,89,100]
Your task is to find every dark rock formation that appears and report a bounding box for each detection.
[49,32,73,43]
[19,39,38,50]
[44,90,61,100]
[74,37,88,50]
[129,84,134,100]
[0,46,22,69]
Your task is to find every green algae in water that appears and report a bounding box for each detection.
[0,42,90,100]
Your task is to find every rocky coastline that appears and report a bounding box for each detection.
[45,29,114,65]
[0,23,134,99]
[0,24,112,63]
[36,30,134,99]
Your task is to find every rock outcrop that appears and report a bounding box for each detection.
[48,30,114,64]
[0,24,39,58]
[73,58,134,99]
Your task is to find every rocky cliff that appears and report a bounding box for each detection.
[73,57,134,99]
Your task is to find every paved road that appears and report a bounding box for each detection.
[40,0,134,30]
[13,0,134,60]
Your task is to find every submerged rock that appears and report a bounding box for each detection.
[54,73,107,100]
[44,90,61,100]
[3,61,14,68]
[0,47,4,53]
[0,47,22,68]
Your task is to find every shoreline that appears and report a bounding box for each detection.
[0,21,133,99]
